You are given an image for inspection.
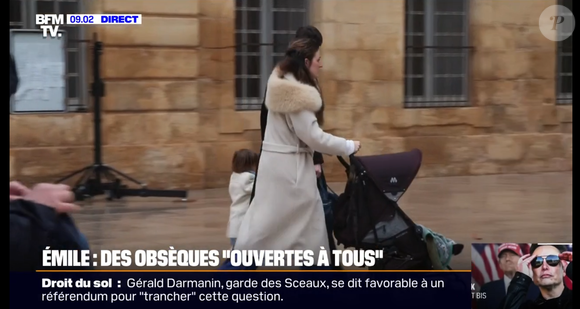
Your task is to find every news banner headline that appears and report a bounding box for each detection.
[30,249,473,307]
[43,248,384,268]
[15,271,471,308]
[36,14,142,38]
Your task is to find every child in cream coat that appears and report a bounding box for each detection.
[227,149,259,248]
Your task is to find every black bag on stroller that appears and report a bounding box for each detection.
[333,149,455,270]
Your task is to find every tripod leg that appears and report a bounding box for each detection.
[74,166,96,188]
[102,168,117,182]
[55,166,92,184]
[104,166,145,186]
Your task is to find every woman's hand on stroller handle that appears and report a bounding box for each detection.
[353,141,361,154]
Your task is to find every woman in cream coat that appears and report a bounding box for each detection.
[219,38,361,270]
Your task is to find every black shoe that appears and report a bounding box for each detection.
[452,244,464,256]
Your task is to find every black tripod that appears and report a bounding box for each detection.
[56,34,188,202]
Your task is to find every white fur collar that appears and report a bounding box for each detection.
[264,67,322,113]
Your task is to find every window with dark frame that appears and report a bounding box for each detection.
[404,0,471,108]
[556,0,572,104]
[235,0,309,111]
[9,0,88,112]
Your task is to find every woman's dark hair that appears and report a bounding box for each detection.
[277,38,325,126]
[232,149,259,174]
[295,26,323,47]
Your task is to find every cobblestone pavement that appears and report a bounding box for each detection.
[72,172,572,270]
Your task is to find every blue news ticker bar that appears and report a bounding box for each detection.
[11,271,471,309]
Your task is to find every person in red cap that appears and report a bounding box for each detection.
[477,243,539,309]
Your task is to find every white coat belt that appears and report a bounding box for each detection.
[262,142,311,154]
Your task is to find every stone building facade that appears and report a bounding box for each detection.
[9,0,572,190]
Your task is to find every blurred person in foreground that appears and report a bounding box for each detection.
[10,182,85,271]
[10,55,90,270]
[500,244,573,309]
[478,244,539,309]
[10,53,90,271]
[219,37,360,270]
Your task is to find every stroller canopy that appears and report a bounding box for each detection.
[354,149,422,202]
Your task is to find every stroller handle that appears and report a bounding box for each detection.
[337,155,353,170]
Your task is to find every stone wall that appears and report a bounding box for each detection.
[9,0,572,190]
[312,0,572,181]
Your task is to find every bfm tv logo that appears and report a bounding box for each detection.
[539,5,575,42]
[36,14,64,38]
